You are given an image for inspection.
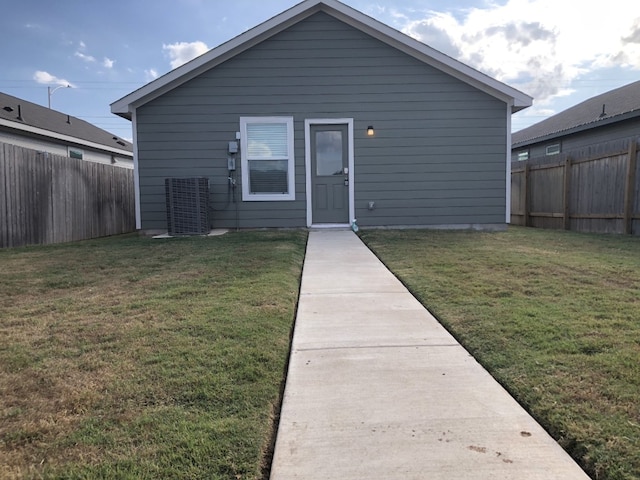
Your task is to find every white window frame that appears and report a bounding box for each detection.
[545,144,560,156]
[68,147,84,159]
[517,151,529,161]
[240,116,295,201]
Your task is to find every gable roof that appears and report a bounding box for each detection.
[513,79,640,147]
[111,0,531,119]
[1,91,132,156]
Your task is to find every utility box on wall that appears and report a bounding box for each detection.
[164,177,209,235]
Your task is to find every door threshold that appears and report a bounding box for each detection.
[310,224,351,230]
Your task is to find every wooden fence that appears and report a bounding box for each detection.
[0,142,136,248]
[511,137,640,235]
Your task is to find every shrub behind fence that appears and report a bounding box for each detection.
[0,142,136,248]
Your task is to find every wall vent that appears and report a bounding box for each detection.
[165,177,210,235]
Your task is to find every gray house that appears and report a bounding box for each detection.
[513,79,640,160]
[1,92,133,168]
[111,0,531,233]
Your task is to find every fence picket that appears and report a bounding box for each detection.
[624,141,638,234]
[0,142,135,248]
[511,137,640,235]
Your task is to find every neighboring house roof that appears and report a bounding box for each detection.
[513,79,640,147]
[1,91,133,156]
[111,0,532,119]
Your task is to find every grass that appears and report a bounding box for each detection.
[360,226,640,480]
[0,230,307,480]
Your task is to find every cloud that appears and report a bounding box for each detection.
[619,17,640,67]
[74,42,115,71]
[74,51,96,62]
[401,14,462,58]
[401,0,640,105]
[145,69,159,81]
[162,41,209,69]
[74,41,97,64]
[33,71,75,88]
[623,18,640,44]
[480,22,555,48]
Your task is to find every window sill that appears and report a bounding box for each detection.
[242,193,295,202]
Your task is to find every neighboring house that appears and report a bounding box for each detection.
[1,91,133,168]
[111,0,531,233]
[512,79,640,160]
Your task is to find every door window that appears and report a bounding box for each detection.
[315,131,343,176]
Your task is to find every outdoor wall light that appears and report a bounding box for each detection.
[367,125,375,136]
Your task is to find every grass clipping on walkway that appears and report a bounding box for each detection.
[361,226,640,480]
[0,230,307,480]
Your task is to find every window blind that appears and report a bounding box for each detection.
[246,123,288,158]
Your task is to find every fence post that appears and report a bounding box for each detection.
[563,157,572,230]
[523,162,530,227]
[624,141,638,235]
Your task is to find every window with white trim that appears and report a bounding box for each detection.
[517,151,529,161]
[68,147,83,159]
[545,144,560,156]
[240,117,295,201]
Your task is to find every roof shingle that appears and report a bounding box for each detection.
[1,91,132,153]
[513,80,640,146]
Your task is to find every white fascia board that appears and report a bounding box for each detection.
[110,0,532,116]
[0,118,133,157]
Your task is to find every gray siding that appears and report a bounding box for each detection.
[0,131,133,169]
[515,117,640,159]
[560,118,640,152]
[136,12,508,230]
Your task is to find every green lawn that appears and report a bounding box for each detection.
[0,231,307,480]
[3,226,638,479]
[360,226,640,480]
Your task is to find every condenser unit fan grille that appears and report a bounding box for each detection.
[165,177,209,235]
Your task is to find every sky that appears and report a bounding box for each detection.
[2,0,639,142]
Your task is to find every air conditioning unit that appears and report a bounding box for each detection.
[165,177,210,235]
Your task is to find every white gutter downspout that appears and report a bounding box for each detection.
[506,101,513,224]
[131,109,141,230]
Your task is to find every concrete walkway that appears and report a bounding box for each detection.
[269,230,590,480]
